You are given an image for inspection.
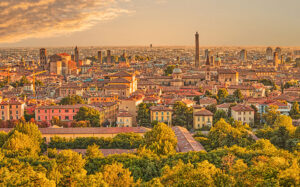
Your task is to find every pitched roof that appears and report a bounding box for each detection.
[172,126,206,152]
[150,105,173,112]
[194,108,213,116]
[110,71,132,77]
[231,104,254,112]
[109,77,131,84]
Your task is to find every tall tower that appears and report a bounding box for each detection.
[40,48,47,70]
[98,51,102,64]
[75,46,79,66]
[240,49,247,62]
[266,47,273,60]
[107,50,111,63]
[273,52,279,69]
[210,56,215,67]
[195,32,200,68]
[275,47,282,57]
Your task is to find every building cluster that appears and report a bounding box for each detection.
[0,33,299,130]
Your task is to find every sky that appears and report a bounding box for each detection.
[0,0,300,47]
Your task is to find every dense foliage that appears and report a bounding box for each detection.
[49,133,144,149]
[0,121,299,186]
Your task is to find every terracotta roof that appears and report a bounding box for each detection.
[104,85,129,89]
[218,69,237,74]
[117,112,134,117]
[231,104,254,112]
[217,103,232,108]
[110,78,131,84]
[194,108,213,116]
[199,97,217,105]
[110,71,132,77]
[172,126,206,152]
[150,105,173,112]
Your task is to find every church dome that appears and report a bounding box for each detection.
[173,67,182,74]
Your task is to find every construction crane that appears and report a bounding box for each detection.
[28,70,47,98]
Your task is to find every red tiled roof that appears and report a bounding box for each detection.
[231,104,254,112]
[150,105,173,112]
[194,108,213,116]
[172,126,206,152]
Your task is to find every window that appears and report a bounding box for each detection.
[156,116,158,121]
[9,111,12,114]
[16,111,18,114]
[65,116,69,120]
[45,110,47,113]
[1,106,3,109]
[38,110,40,113]
[45,116,47,120]
[65,110,69,113]
[156,112,158,115]
[52,110,54,113]
[1,111,4,115]
[202,116,205,121]
[161,116,164,121]
[16,105,18,108]
[59,110,61,113]
[161,112,164,115]
[2,117,4,120]
[38,116,40,120]
[198,117,200,121]
[167,112,169,115]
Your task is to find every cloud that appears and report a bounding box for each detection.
[0,0,132,43]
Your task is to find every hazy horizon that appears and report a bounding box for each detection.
[1,0,300,47]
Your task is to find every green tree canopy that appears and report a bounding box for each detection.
[144,123,177,155]
[74,107,102,127]
[59,95,85,105]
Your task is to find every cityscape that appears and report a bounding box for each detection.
[0,0,299,186]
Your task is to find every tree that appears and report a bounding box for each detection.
[193,96,200,104]
[71,120,91,128]
[0,131,8,147]
[205,104,217,114]
[172,101,193,129]
[289,102,300,119]
[102,163,135,187]
[86,144,103,159]
[262,105,280,126]
[233,89,244,102]
[24,111,35,122]
[137,103,155,127]
[12,122,43,144]
[74,107,102,127]
[159,160,221,186]
[144,123,177,155]
[270,126,290,149]
[164,65,176,76]
[59,95,85,105]
[2,131,40,157]
[251,105,261,128]
[56,150,87,186]
[50,116,64,127]
[217,88,229,102]
[208,119,254,149]
[213,110,228,124]
[273,115,296,134]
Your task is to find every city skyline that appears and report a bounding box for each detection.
[1,0,300,47]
